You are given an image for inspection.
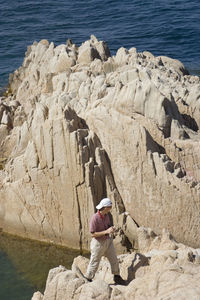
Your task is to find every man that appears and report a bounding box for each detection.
[84,198,125,284]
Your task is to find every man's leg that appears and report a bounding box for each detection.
[104,238,120,275]
[105,238,125,284]
[85,238,105,280]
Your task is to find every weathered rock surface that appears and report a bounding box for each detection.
[0,35,200,251]
[31,227,200,300]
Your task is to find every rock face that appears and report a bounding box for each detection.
[31,227,200,300]
[0,35,200,250]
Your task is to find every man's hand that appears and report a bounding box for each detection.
[106,226,116,234]
[91,226,116,238]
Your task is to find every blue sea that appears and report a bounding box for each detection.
[0,0,200,91]
[0,0,199,298]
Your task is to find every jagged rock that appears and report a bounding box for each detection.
[32,228,200,300]
[0,125,8,145]
[156,55,190,76]
[74,280,112,300]
[0,104,127,250]
[0,35,200,252]
[42,266,85,300]
[115,47,130,65]
[77,35,110,64]
[0,107,12,129]
[31,291,43,300]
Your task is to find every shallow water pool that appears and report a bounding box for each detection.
[0,232,89,300]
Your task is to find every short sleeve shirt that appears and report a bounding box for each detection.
[89,212,111,241]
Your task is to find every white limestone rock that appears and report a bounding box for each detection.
[0,36,200,253]
[77,35,110,64]
[31,291,43,300]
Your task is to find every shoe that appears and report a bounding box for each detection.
[114,275,126,285]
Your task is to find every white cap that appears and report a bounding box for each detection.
[96,198,112,210]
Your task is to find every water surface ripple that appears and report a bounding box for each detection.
[0,0,199,88]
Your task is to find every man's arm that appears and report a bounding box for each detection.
[91,226,115,238]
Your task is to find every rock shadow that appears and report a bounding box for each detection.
[146,130,166,155]
[181,113,199,132]
[126,253,150,285]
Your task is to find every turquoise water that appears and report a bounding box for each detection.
[0,250,34,300]
[0,0,200,90]
[0,233,88,300]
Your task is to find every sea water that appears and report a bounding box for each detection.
[0,0,199,91]
[0,232,87,299]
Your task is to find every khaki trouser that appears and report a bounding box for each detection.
[85,237,119,280]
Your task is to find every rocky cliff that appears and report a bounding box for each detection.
[31,227,200,300]
[0,35,200,250]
